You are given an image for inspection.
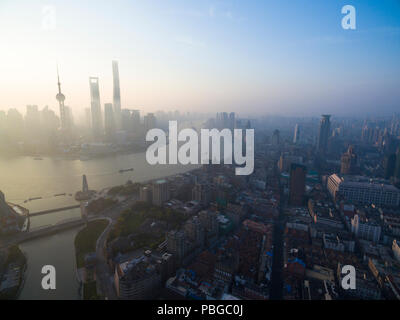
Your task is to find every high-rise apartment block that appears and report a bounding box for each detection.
[327,174,400,206]
[152,179,170,206]
[289,163,307,206]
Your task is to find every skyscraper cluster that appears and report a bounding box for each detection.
[87,61,156,143]
[215,112,236,130]
[0,105,60,152]
[88,61,124,142]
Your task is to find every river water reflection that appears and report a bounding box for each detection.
[0,150,198,299]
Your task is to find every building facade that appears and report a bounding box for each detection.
[89,77,103,140]
[289,163,307,206]
[327,174,400,207]
[317,115,331,154]
[152,180,170,206]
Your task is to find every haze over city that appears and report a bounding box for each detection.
[1,0,400,118]
[2,0,400,306]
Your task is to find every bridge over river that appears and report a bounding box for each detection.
[0,217,89,249]
[29,205,81,217]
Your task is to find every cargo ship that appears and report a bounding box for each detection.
[119,168,134,173]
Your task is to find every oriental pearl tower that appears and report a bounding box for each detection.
[56,66,67,131]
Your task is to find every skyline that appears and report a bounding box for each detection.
[3,1,400,304]
[0,0,400,118]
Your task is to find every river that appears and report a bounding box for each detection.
[0,150,198,299]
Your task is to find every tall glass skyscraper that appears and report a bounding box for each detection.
[112,61,122,131]
[317,115,331,154]
[89,77,103,140]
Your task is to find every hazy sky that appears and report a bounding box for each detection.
[0,0,399,118]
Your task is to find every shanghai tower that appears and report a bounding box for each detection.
[112,60,122,130]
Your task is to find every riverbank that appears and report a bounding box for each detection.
[74,219,109,300]
[0,245,27,299]
[0,143,147,161]
[75,219,109,268]
[1,151,199,299]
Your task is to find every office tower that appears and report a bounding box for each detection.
[56,67,68,132]
[384,153,397,179]
[272,129,280,146]
[112,60,122,130]
[317,115,331,154]
[289,163,307,206]
[340,145,358,175]
[104,103,115,142]
[89,77,103,140]
[152,179,170,206]
[144,113,156,132]
[293,124,300,144]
